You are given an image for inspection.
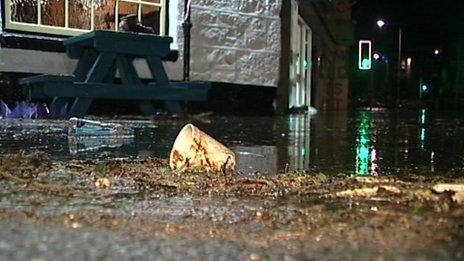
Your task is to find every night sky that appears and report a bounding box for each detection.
[350,0,464,107]
[352,0,464,59]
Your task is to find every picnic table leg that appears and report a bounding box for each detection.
[47,50,98,118]
[146,55,184,115]
[73,49,98,81]
[68,52,117,117]
[104,61,118,83]
[117,56,156,116]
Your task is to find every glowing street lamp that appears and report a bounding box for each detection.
[376,19,386,29]
[406,57,412,76]
[434,49,440,55]
[373,53,380,60]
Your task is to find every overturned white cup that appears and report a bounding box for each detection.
[169,124,236,172]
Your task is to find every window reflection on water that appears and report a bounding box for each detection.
[234,114,313,174]
[287,114,311,171]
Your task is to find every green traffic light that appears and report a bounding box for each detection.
[361,58,371,70]
[358,40,372,70]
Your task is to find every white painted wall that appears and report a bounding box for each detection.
[187,0,282,87]
[0,48,76,74]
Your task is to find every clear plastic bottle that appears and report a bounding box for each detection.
[68,117,134,137]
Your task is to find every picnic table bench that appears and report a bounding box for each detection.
[20,30,209,117]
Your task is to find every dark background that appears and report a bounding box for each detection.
[350,0,464,109]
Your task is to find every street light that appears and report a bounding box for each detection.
[434,49,440,55]
[376,19,403,108]
[376,19,386,29]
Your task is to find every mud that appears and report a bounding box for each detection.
[1,152,463,259]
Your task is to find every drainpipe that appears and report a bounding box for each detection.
[276,0,291,114]
[182,0,192,81]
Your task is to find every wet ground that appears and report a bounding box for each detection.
[1,109,464,259]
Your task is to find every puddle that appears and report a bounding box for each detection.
[2,109,464,175]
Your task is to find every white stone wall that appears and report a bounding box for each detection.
[187,0,282,87]
[0,48,77,74]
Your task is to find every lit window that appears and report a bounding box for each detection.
[6,0,166,36]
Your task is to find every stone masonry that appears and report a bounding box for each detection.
[187,0,282,87]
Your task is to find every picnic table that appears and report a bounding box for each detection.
[20,30,209,117]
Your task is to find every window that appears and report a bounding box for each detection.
[5,0,166,36]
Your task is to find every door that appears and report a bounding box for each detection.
[289,1,313,110]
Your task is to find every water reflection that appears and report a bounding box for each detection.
[235,146,277,174]
[1,110,464,175]
[417,109,436,172]
[418,108,427,151]
[233,114,312,174]
[287,115,311,171]
[355,111,378,176]
[68,136,134,154]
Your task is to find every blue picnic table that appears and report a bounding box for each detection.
[20,30,209,117]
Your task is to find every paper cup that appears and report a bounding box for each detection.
[169,124,236,172]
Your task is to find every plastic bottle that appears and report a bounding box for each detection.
[68,117,134,137]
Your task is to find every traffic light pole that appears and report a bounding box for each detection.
[396,27,402,108]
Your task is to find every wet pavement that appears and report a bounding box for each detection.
[1,108,464,175]
[1,109,464,259]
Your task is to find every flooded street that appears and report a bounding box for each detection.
[1,109,464,259]
[2,109,464,175]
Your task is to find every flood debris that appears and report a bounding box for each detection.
[1,151,464,259]
[95,178,111,189]
[1,152,464,207]
[336,185,401,197]
[432,183,464,193]
[68,118,134,137]
[413,188,440,202]
[433,183,464,205]
[169,124,236,172]
[454,192,464,205]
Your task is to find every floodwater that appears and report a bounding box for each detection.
[1,109,464,259]
[1,108,464,175]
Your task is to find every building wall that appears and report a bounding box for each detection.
[296,0,352,111]
[186,0,282,87]
[0,0,352,113]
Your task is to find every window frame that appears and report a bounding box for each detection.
[4,0,166,36]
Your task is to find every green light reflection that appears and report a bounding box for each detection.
[418,109,427,151]
[355,111,374,176]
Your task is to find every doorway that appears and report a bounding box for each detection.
[289,1,313,110]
